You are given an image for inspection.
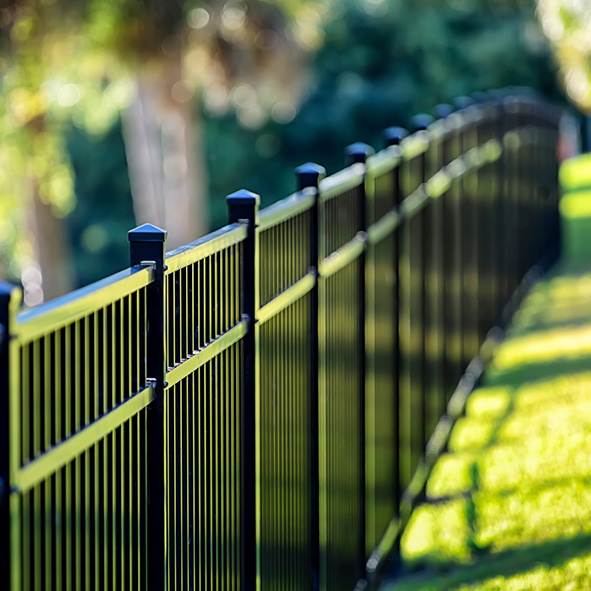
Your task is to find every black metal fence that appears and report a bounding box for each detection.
[0,92,563,591]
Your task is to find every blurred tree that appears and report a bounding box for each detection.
[0,3,84,303]
[537,0,591,113]
[93,0,324,248]
[206,0,563,229]
[1,0,564,297]
[0,0,328,302]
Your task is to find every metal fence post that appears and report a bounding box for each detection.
[128,223,168,591]
[345,142,373,565]
[382,127,406,518]
[0,282,10,590]
[227,189,260,591]
[295,163,325,591]
[403,115,428,459]
[432,105,455,405]
[0,281,21,591]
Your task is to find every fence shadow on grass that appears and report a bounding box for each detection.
[381,260,591,591]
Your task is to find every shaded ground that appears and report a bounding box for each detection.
[380,154,591,591]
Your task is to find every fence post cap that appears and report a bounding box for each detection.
[486,89,505,106]
[471,90,490,104]
[433,103,454,120]
[128,223,168,243]
[345,142,374,164]
[226,189,261,206]
[453,95,474,111]
[383,126,408,146]
[409,113,434,132]
[295,162,326,190]
[0,280,15,297]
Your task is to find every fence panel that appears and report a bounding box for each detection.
[163,224,247,591]
[8,267,154,591]
[317,169,366,591]
[257,194,316,591]
[365,150,401,556]
[398,133,428,491]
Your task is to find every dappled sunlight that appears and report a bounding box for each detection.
[512,371,591,410]
[559,153,591,192]
[515,277,591,312]
[490,324,591,371]
[389,213,591,588]
[510,299,591,335]
[402,499,472,567]
[399,339,591,568]
[447,417,496,453]
[426,453,475,499]
[476,479,591,552]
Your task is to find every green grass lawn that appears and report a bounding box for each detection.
[381,154,591,591]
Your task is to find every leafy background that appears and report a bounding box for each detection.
[9,0,569,289]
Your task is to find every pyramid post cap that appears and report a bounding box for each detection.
[295,162,326,190]
[226,189,261,206]
[433,103,454,120]
[295,162,326,176]
[345,142,375,164]
[128,223,168,243]
[453,95,474,111]
[471,91,490,105]
[409,113,434,132]
[383,126,408,146]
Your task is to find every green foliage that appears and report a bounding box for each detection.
[0,0,566,287]
[64,119,136,286]
[206,0,563,229]
[537,0,591,112]
[0,0,327,288]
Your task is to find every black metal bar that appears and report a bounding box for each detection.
[383,126,405,515]
[0,281,18,591]
[409,115,431,455]
[226,189,260,591]
[296,162,325,591]
[128,223,168,591]
[345,142,373,567]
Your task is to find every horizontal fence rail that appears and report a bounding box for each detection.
[0,91,566,591]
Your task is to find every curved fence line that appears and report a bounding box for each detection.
[0,91,566,591]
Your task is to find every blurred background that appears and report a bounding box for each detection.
[0,0,588,306]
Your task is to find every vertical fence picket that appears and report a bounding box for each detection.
[345,142,373,565]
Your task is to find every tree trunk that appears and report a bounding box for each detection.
[20,116,74,305]
[27,175,74,303]
[121,52,207,249]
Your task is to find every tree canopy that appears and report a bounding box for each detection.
[0,0,564,299]
[537,0,591,113]
[0,0,329,302]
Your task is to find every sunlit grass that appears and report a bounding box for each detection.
[388,278,591,588]
[381,155,591,590]
[402,499,472,567]
[426,452,475,498]
[559,154,591,193]
[492,325,591,367]
[559,155,591,263]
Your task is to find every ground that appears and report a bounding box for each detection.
[380,153,591,591]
